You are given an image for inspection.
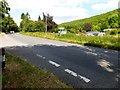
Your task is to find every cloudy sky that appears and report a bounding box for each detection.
[6,0,119,25]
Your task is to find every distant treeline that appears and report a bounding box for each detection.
[19,12,57,32]
[0,0,18,32]
[0,0,57,33]
[59,9,120,33]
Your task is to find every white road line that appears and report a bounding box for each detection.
[36,54,43,58]
[42,57,46,59]
[78,75,90,83]
[49,60,60,67]
[64,69,90,83]
[64,69,77,77]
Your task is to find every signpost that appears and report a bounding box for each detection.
[58,27,67,35]
[2,48,5,69]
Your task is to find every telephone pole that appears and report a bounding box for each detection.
[46,15,47,32]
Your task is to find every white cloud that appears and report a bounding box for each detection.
[6,0,119,25]
[6,0,91,24]
[91,0,119,10]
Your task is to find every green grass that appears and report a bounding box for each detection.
[2,53,73,88]
[20,32,120,51]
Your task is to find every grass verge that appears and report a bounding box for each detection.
[2,52,73,88]
[20,32,120,51]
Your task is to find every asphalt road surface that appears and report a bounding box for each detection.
[1,33,119,88]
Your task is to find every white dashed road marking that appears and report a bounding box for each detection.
[49,60,60,67]
[42,57,46,59]
[64,69,77,77]
[36,54,43,58]
[78,75,90,83]
[37,54,46,59]
[36,54,90,83]
[64,69,90,83]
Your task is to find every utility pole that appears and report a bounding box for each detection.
[46,15,47,32]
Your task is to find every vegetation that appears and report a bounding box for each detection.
[3,52,72,88]
[20,32,120,51]
[20,12,46,32]
[19,12,58,32]
[59,9,119,33]
[0,0,18,33]
[43,13,58,32]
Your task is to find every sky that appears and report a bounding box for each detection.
[5,0,120,25]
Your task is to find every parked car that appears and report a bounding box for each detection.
[10,31,14,34]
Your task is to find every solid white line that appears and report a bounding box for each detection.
[64,69,90,83]
[49,60,60,67]
[64,69,77,77]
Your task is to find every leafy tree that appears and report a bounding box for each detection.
[100,20,109,30]
[21,13,25,19]
[6,16,18,32]
[20,12,46,32]
[93,25,101,31]
[83,23,93,31]
[34,20,45,32]
[38,15,41,21]
[43,13,58,32]
[20,12,32,32]
[0,0,18,32]
[0,0,10,32]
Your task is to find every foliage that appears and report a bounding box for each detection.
[20,32,120,51]
[110,30,118,35]
[6,16,18,32]
[53,28,60,33]
[0,0,18,32]
[67,28,78,33]
[20,12,45,32]
[59,9,119,33]
[38,15,41,21]
[43,13,58,32]
[83,23,93,31]
[34,20,45,32]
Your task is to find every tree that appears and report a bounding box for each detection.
[6,16,18,32]
[83,23,93,31]
[43,13,58,32]
[20,12,46,32]
[38,15,41,21]
[0,0,10,32]
[34,20,45,32]
[20,12,32,32]
[21,13,25,19]
[0,0,10,18]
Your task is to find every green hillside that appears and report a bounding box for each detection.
[59,9,119,33]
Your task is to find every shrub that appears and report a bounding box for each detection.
[110,30,118,35]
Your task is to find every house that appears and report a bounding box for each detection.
[103,29,113,32]
[86,31,106,36]
[58,31,67,34]
[86,31,100,36]
[98,32,106,36]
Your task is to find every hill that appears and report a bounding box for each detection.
[59,9,119,33]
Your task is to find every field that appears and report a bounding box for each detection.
[2,52,72,88]
[20,32,120,51]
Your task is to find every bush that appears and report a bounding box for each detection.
[67,28,78,33]
[110,30,118,35]
[53,28,59,33]
[81,30,86,33]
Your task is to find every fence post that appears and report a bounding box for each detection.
[2,48,5,69]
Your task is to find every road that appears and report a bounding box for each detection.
[0,33,119,88]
